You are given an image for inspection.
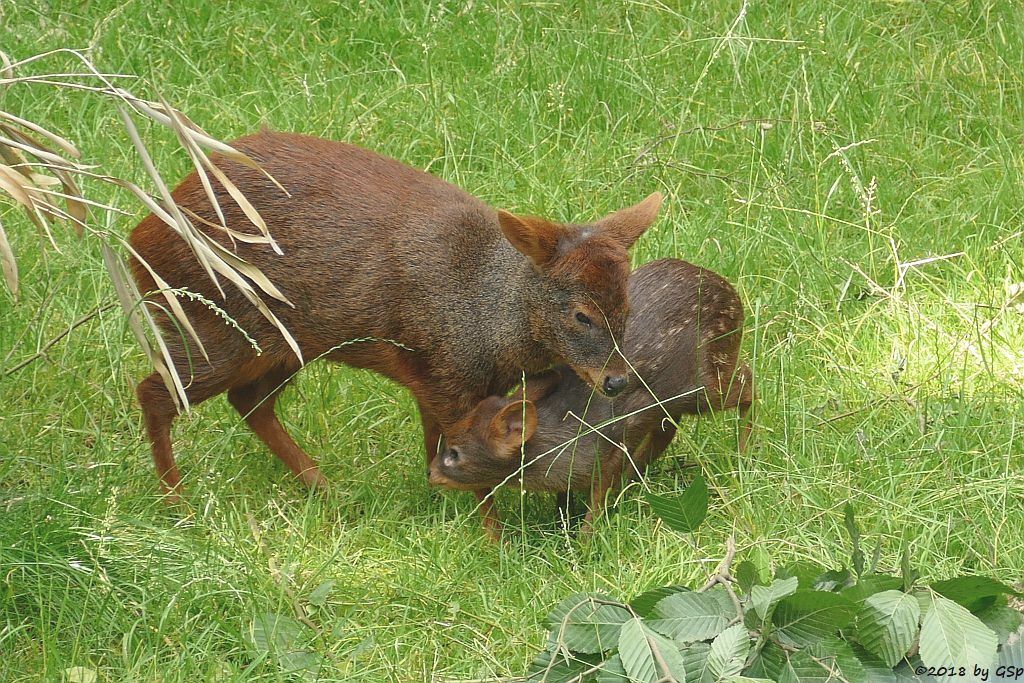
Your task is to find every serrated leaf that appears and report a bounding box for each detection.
[999,636,1024,680]
[805,638,870,683]
[776,562,828,589]
[307,579,334,607]
[704,624,750,680]
[632,586,692,617]
[547,593,618,627]
[596,653,628,683]
[975,601,1023,645]
[848,643,898,683]
[279,650,324,680]
[559,599,632,654]
[734,562,760,595]
[646,475,708,533]
[751,576,799,620]
[772,590,857,647]
[527,646,602,683]
[815,569,853,592]
[931,576,1021,612]
[648,591,731,643]
[681,643,711,683]
[855,589,920,667]
[619,618,688,683]
[724,678,774,683]
[247,612,306,653]
[918,593,998,671]
[842,575,904,604]
[753,638,868,682]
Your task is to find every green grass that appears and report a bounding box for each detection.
[2,0,1023,680]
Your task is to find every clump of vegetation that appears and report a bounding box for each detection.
[527,482,1023,682]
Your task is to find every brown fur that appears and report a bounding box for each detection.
[429,258,754,536]
[128,130,661,515]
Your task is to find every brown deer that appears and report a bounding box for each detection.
[429,258,753,535]
[128,131,661,531]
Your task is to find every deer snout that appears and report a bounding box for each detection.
[602,373,628,396]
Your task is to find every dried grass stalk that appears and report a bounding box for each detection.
[0,48,301,411]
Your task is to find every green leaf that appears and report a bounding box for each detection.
[842,575,904,604]
[723,678,774,683]
[844,504,865,578]
[975,600,1023,645]
[648,591,731,643]
[855,589,920,667]
[771,589,857,647]
[246,612,306,653]
[704,624,750,680]
[776,562,828,589]
[930,576,1021,612]
[680,643,711,683]
[734,562,760,595]
[279,650,324,680]
[753,638,869,682]
[596,653,628,683]
[848,643,899,683]
[306,579,334,607]
[999,636,1024,679]
[814,569,853,592]
[556,597,632,654]
[805,639,870,683]
[646,475,708,534]
[918,592,998,671]
[527,641,602,683]
[751,576,799,620]
[631,586,692,617]
[547,593,618,628]
[619,617,688,683]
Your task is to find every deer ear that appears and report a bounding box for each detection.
[597,192,663,249]
[498,210,561,267]
[488,400,538,456]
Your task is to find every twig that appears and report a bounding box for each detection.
[698,536,744,624]
[3,302,116,376]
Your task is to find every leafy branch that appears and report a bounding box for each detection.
[514,484,1023,683]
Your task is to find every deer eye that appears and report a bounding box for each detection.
[575,312,592,327]
[443,447,461,468]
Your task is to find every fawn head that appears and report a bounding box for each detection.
[428,397,537,490]
[498,192,663,396]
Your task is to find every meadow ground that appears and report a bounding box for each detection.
[1,1,1022,680]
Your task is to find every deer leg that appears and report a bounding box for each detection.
[227,368,326,489]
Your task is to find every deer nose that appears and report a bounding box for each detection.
[603,374,628,396]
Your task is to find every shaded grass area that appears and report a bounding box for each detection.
[1,0,1022,680]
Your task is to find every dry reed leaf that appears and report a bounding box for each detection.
[0,216,18,297]
[101,243,187,413]
[0,51,12,81]
[182,206,273,245]
[116,106,225,297]
[1,48,301,408]
[121,239,211,364]
[0,110,81,158]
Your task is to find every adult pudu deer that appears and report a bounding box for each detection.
[430,258,753,536]
[128,131,662,529]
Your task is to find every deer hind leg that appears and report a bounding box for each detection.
[721,362,755,453]
[474,489,502,541]
[137,370,231,501]
[581,448,624,535]
[227,366,326,490]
